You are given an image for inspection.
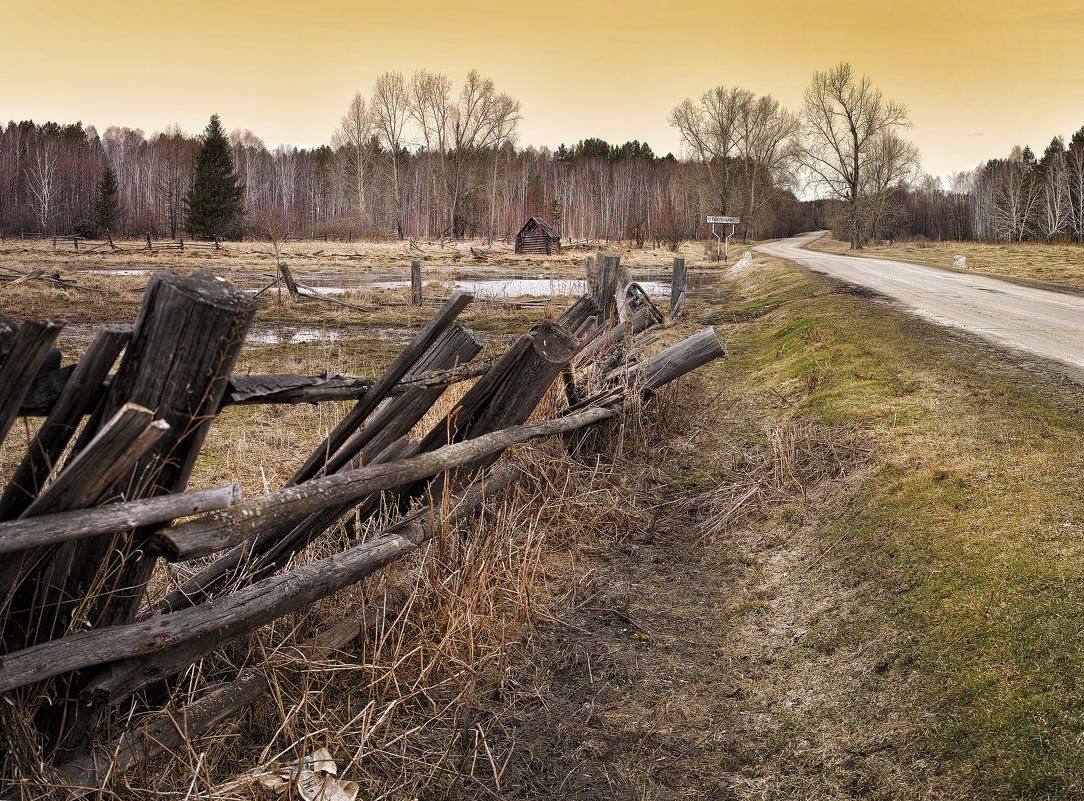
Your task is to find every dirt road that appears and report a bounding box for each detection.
[756,232,1084,382]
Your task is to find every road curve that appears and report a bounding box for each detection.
[756,232,1084,382]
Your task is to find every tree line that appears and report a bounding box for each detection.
[17,62,1075,249]
[0,68,814,245]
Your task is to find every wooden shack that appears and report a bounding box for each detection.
[515,217,561,255]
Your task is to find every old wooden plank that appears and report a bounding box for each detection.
[670,257,687,320]
[0,325,131,520]
[411,259,422,306]
[277,261,300,301]
[620,327,727,391]
[0,319,65,447]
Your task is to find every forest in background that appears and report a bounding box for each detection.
[3,64,1084,248]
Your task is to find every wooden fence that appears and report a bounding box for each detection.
[0,255,720,795]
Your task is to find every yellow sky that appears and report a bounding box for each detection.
[4,0,1083,180]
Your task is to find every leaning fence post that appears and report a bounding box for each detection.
[411,260,422,306]
[670,257,687,320]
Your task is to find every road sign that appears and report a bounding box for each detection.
[707,215,740,224]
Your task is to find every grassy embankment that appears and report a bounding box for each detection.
[806,233,1084,293]
[701,253,1084,796]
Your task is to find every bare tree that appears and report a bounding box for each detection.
[801,62,911,248]
[1038,136,1070,241]
[27,138,59,233]
[736,94,801,239]
[669,86,751,214]
[371,71,410,238]
[332,92,375,232]
[485,92,520,242]
[864,130,920,240]
[408,69,519,237]
[409,70,453,236]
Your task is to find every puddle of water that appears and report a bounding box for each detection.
[365,276,688,300]
[243,326,416,348]
[82,269,151,276]
[245,327,347,346]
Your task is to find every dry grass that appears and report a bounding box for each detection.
[0,235,746,279]
[806,233,1084,292]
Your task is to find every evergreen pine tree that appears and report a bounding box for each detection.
[184,114,244,238]
[92,165,121,235]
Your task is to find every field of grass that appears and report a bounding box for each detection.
[806,233,1084,293]
[0,234,732,278]
[3,244,1084,798]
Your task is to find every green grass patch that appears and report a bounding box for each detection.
[713,255,1084,796]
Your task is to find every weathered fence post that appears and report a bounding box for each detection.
[596,253,620,324]
[411,260,422,306]
[26,270,256,759]
[278,261,300,301]
[670,257,687,321]
[584,255,596,296]
[0,319,65,450]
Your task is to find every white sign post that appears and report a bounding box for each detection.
[707,216,740,262]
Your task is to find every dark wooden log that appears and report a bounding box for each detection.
[55,470,513,793]
[621,327,727,391]
[20,357,499,419]
[277,261,300,301]
[30,272,255,761]
[596,254,620,324]
[0,484,241,556]
[221,357,495,407]
[19,365,76,416]
[584,255,596,296]
[670,257,687,320]
[92,271,256,501]
[411,259,422,306]
[0,325,131,520]
[555,293,599,333]
[11,268,45,285]
[290,292,472,485]
[20,404,165,518]
[155,324,484,612]
[0,319,65,447]
[0,411,614,694]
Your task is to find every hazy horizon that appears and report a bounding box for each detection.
[6,0,1082,183]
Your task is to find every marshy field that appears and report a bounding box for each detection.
[3,235,1084,800]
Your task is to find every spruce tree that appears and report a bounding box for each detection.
[184,114,244,238]
[92,165,121,235]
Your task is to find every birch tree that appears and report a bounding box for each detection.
[371,72,410,237]
[332,92,375,232]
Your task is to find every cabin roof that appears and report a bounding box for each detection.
[517,216,560,239]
